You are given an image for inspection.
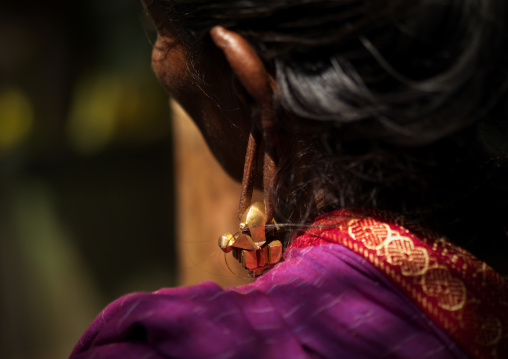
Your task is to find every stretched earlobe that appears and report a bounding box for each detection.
[210,26,273,106]
[238,124,261,220]
[210,26,279,223]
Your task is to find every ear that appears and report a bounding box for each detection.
[210,26,279,222]
[210,26,274,108]
[210,26,277,145]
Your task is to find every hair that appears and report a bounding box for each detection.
[149,0,508,272]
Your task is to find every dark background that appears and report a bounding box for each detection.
[0,1,177,358]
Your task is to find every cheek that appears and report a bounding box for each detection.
[151,33,207,126]
[151,34,191,100]
[150,33,252,182]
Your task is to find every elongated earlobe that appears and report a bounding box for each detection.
[210,26,272,106]
[210,26,279,223]
[238,124,261,220]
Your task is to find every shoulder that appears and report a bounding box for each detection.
[70,243,469,358]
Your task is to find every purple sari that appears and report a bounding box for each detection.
[70,242,469,358]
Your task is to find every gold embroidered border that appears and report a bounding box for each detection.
[307,212,508,359]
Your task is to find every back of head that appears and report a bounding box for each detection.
[151,0,508,271]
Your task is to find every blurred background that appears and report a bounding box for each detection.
[0,1,249,358]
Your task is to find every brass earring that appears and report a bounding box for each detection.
[219,201,282,277]
[211,25,282,276]
[218,123,282,278]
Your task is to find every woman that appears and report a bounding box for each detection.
[70,1,508,358]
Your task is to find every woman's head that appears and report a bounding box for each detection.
[144,0,508,268]
[147,1,507,138]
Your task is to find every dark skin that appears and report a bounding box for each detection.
[147,1,275,187]
[147,1,320,221]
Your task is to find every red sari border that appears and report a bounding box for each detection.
[289,210,508,359]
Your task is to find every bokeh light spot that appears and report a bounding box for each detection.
[0,88,34,153]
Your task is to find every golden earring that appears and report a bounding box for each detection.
[219,92,282,277]
[219,202,282,277]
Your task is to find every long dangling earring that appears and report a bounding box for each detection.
[210,25,282,277]
[218,113,282,278]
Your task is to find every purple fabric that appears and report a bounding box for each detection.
[70,244,470,359]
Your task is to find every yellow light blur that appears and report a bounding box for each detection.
[0,88,34,153]
[66,72,170,155]
[66,73,123,155]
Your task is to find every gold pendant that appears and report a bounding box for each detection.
[218,202,282,277]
